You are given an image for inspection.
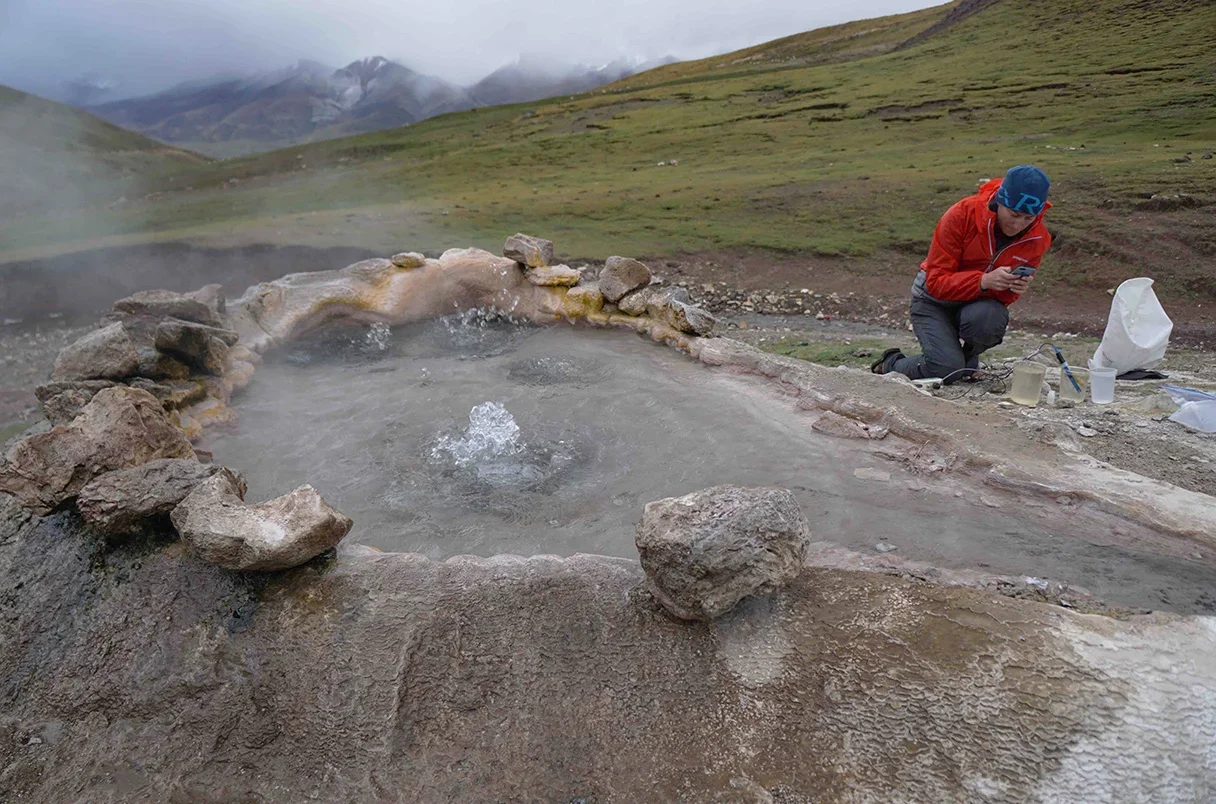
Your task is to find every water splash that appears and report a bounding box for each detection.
[442,306,528,334]
[363,321,391,352]
[432,402,522,465]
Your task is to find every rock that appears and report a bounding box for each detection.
[854,467,891,482]
[0,492,33,545]
[503,233,554,268]
[875,542,898,554]
[34,380,118,425]
[524,264,582,287]
[170,472,352,571]
[390,252,426,269]
[562,284,605,318]
[154,319,237,375]
[618,285,691,318]
[599,256,652,302]
[812,411,888,440]
[50,322,141,381]
[228,359,257,391]
[645,286,692,320]
[634,485,811,621]
[182,397,238,431]
[136,348,194,381]
[113,289,223,327]
[0,387,195,514]
[126,378,207,410]
[664,301,717,336]
[617,286,660,317]
[76,459,241,537]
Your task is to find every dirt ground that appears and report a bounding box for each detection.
[652,251,1216,348]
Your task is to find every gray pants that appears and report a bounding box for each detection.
[890,296,1009,382]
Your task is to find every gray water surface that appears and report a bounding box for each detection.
[203,318,1216,614]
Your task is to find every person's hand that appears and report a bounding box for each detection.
[1008,273,1033,295]
[980,266,1019,292]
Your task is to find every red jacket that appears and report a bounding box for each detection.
[920,178,1052,306]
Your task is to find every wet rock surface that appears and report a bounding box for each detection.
[0,387,195,513]
[1,517,1213,801]
[76,458,238,538]
[635,485,811,620]
[171,471,352,571]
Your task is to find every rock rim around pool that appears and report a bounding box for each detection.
[635,485,811,620]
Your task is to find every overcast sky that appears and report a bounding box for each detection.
[0,0,939,102]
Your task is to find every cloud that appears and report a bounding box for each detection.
[0,0,938,100]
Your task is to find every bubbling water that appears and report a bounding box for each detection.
[432,402,522,464]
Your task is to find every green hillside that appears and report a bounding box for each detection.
[2,0,1214,297]
[0,86,206,221]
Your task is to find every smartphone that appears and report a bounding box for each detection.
[1011,266,1037,278]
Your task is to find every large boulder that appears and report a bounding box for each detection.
[0,387,195,513]
[503,233,554,268]
[76,459,242,537]
[635,485,810,620]
[113,289,223,327]
[170,472,352,571]
[50,322,140,382]
[34,380,118,425]
[153,318,238,375]
[599,256,652,303]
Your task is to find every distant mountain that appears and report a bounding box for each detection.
[85,55,667,156]
[87,57,476,155]
[468,55,675,107]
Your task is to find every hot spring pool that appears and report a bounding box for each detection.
[202,316,1216,613]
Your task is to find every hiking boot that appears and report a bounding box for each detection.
[870,348,904,375]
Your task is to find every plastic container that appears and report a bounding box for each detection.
[1009,362,1047,407]
[1089,366,1117,405]
[1058,367,1088,404]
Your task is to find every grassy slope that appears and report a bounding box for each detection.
[2,0,1214,297]
[0,86,206,221]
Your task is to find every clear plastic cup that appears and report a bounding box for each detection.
[1059,367,1088,403]
[1010,362,1047,407]
[1089,367,1117,405]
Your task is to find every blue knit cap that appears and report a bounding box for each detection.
[995,165,1050,216]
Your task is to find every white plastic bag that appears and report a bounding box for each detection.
[1170,402,1216,433]
[1091,278,1173,373]
[1162,385,1216,433]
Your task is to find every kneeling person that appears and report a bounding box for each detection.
[873,165,1052,382]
